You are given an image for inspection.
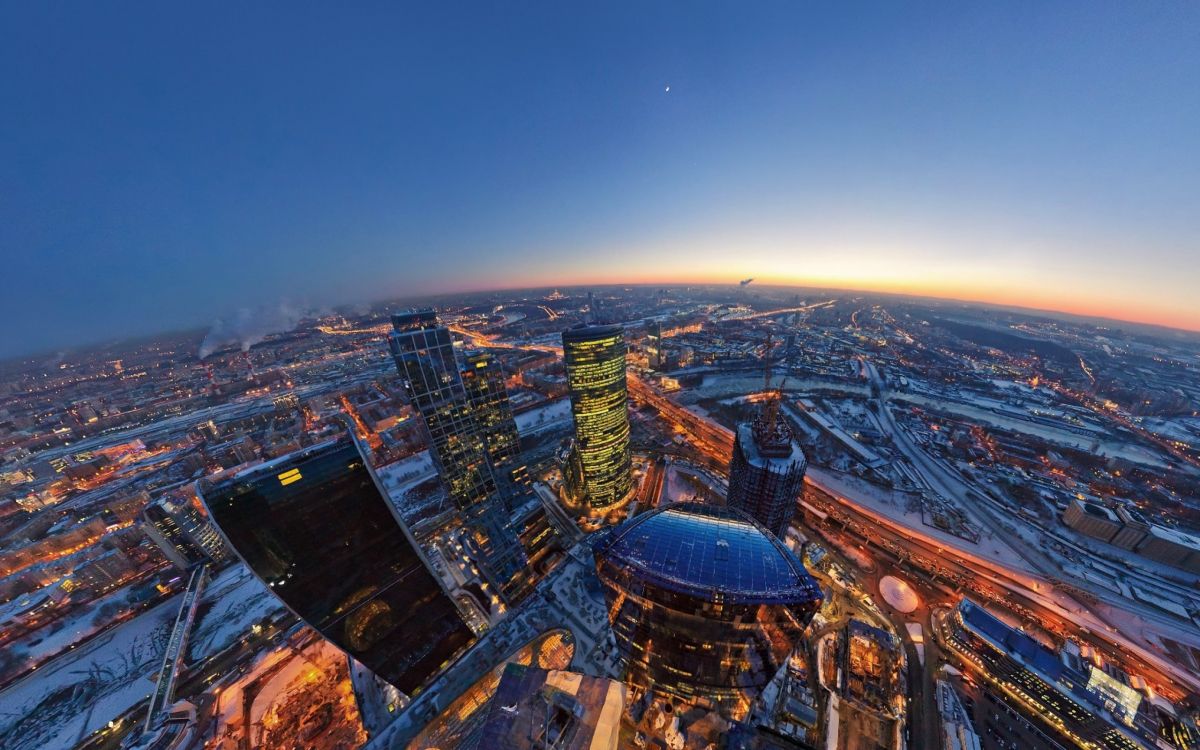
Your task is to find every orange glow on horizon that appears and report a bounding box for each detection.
[446,267,1200,335]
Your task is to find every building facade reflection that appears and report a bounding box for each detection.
[389,310,526,592]
[594,502,822,706]
[198,433,474,695]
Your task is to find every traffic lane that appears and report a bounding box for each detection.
[804,498,1187,700]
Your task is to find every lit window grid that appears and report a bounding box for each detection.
[564,330,632,509]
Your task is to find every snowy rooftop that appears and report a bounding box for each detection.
[737,421,806,468]
[1147,524,1200,550]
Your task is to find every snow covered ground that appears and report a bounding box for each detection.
[188,565,283,662]
[891,391,1168,468]
[8,579,157,670]
[1140,417,1200,445]
[0,564,281,750]
[809,467,1033,571]
[697,374,869,399]
[0,595,177,750]
[515,397,572,435]
[826,536,875,571]
[661,464,724,505]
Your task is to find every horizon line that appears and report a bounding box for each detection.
[6,278,1198,364]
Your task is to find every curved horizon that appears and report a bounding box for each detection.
[2,4,1197,356]
[445,274,1200,336]
[14,274,1198,364]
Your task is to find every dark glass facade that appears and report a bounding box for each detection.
[389,310,525,591]
[562,324,632,511]
[198,436,474,695]
[390,311,499,512]
[594,503,822,703]
[461,351,524,492]
[727,420,807,537]
[559,439,587,505]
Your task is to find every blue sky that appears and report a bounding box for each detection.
[2,2,1198,356]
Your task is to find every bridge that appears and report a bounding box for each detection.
[366,544,615,750]
[144,564,208,733]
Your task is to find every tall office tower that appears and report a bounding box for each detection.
[562,324,632,511]
[644,319,665,370]
[198,434,475,694]
[595,503,822,710]
[389,310,525,591]
[141,495,231,570]
[558,439,587,505]
[726,394,807,538]
[461,351,525,493]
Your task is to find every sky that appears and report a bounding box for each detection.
[1,2,1198,357]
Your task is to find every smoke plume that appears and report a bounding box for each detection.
[198,303,305,359]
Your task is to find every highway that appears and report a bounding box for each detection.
[863,359,1200,668]
[629,365,1200,701]
[724,299,838,321]
[451,326,1200,726]
[628,372,735,460]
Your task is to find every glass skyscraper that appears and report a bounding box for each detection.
[461,350,525,494]
[198,434,475,695]
[390,310,497,510]
[594,503,822,706]
[141,494,231,570]
[562,324,632,511]
[389,310,525,593]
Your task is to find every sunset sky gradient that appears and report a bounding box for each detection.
[1,2,1197,356]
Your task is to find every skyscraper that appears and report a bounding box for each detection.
[389,310,525,592]
[558,439,587,505]
[562,324,632,511]
[461,350,525,493]
[198,433,475,695]
[595,502,822,708]
[141,494,231,570]
[726,395,807,538]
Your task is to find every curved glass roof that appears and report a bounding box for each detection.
[597,502,821,604]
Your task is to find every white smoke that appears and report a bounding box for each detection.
[198,302,305,359]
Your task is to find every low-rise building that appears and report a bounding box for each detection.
[1137,525,1200,573]
[1063,499,1121,542]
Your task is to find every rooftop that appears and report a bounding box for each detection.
[391,308,440,331]
[475,664,625,750]
[223,436,342,482]
[1079,500,1119,522]
[958,599,1065,682]
[1147,523,1200,550]
[561,323,624,342]
[737,421,806,467]
[596,502,821,605]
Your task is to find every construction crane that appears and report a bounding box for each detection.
[757,334,793,449]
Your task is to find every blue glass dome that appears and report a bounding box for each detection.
[596,501,821,606]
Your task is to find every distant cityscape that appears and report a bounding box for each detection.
[1,283,1198,750]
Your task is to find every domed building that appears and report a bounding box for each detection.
[593,502,823,707]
